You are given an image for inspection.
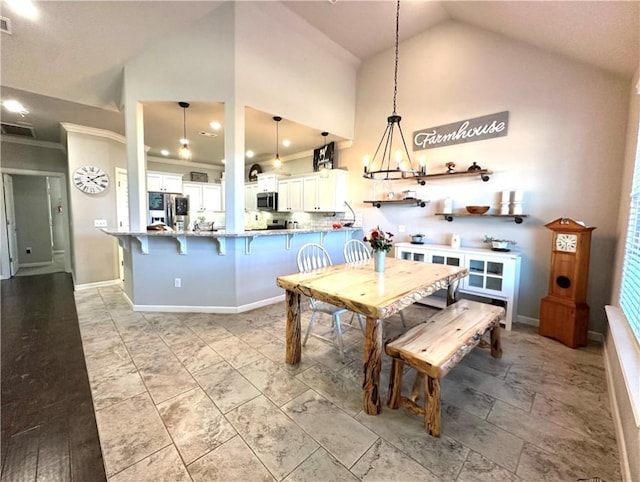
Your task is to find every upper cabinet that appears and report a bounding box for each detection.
[148,171,183,193]
[245,182,259,211]
[183,181,222,212]
[302,170,347,212]
[257,173,278,193]
[278,178,303,212]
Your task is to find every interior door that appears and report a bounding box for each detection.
[3,174,19,276]
[115,168,129,282]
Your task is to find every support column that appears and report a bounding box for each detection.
[124,101,147,231]
[224,101,245,233]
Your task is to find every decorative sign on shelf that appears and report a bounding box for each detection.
[190,171,208,182]
[313,141,335,171]
[413,111,509,151]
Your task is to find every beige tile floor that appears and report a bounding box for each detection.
[74,286,621,482]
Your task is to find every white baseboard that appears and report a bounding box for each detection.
[130,294,286,314]
[19,260,53,268]
[74,278,121,291]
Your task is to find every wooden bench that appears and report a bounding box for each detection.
[384,299,504,437]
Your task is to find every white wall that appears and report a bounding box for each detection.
[235,2,358,140]
[341,20,630,333]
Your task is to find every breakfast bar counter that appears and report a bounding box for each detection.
[103,227,363,313]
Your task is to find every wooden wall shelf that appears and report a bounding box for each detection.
[436,213,529,224]
[416,169,491,185]
[364,199,428,208]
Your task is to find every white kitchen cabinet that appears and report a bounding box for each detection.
[182,181,222,212]
[395,242,521,330]
[245,182,259,211]
[147,171,183,193]
[278,177,303,212]
[302,170,347,212]
[257,173,278,193]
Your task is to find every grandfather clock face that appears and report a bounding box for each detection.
[554,233,578,253]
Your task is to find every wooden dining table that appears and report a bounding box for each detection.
[276,256,469,415]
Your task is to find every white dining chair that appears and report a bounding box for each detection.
[297,243,363,361]
[343,238,371,263]
[343,238,407,328]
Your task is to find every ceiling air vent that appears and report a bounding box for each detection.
[0,16,12,35]
[198,131,218,138]
[1,122,36,138]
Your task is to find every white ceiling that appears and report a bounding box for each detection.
[1,0,638,167]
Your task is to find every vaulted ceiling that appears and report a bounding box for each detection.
[1,0,637,166]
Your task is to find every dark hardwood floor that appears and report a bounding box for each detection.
[1,273,106,481]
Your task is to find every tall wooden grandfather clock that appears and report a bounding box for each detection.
[539,218,596,348]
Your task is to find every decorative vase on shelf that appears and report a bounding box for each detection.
[373,250,386,273]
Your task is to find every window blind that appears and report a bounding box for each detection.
[619,124,640,343]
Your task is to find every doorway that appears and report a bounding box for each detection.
[1,170,72,279]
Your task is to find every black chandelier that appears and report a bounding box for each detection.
[363,0,424,184]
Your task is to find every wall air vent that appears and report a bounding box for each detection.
[1,122,36,138]
[0,16,12,35]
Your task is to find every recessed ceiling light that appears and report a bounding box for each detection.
[221,159,226,164]
[209,121,222,130]
[282,139,291,148]
[2,99,28,115]
[246,150,255,158]
[160,149,169,156]
[6,0,38,19]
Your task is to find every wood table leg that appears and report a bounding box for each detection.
[285,290,301,364]
[491,323,503,359]
[446,278,461,306]
[363,315,382,415]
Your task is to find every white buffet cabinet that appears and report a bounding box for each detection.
[395,242,521,330]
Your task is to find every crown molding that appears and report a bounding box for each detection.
[146,155,224,171]
[60,123,152,152]
[256,139,353,163]
[0,135,65,151]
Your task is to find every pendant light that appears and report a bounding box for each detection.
[362,0,423,184]
[178,101,192,161]
[273,116,282,168]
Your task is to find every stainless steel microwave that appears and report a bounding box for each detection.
[257,192,278,211]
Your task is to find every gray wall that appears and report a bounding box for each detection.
[1,141,67,172]
[12,175,52,264]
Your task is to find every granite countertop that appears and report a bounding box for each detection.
[103,227,361,238]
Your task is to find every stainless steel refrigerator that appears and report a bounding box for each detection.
[148,191,189,230]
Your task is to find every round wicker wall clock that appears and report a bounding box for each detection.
[73,165,109,194]
[249,163,262,182]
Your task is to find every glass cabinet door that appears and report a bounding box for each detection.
[397,249,426,262]
[466,258,505,293]
[430,252,462,267]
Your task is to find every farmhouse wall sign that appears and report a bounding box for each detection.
[413,111,509,151]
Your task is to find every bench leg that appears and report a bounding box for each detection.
[410,372,423,403]
[387,359,404,409]
[424,375,441,437]
[490,324,503,359]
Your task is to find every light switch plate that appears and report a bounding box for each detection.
[94,219,107,227]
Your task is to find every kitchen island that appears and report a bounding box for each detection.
[104,227,363,313]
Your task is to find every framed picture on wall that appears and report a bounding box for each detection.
[313,141,335,171]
